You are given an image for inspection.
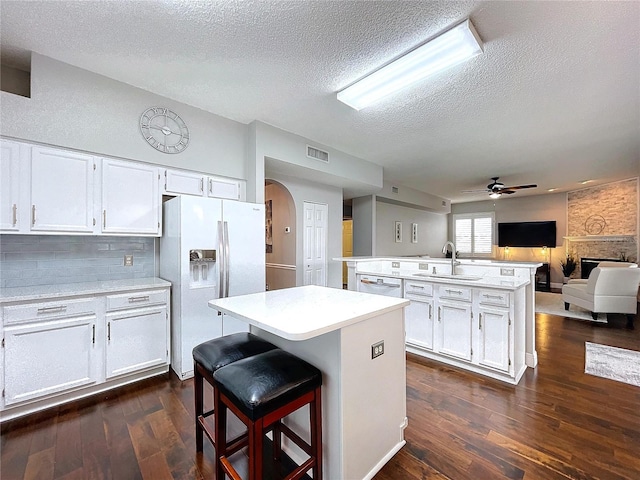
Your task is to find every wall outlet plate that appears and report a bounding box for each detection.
[124,255,133,267]
[392,262,400,268]
[419,263,429,270]
[371,340,384,359]
[501,267,514,276]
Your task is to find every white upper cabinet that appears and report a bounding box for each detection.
[101,158,161,236]
[163,168,205,196]
[0,140,21,232]
[30,146,96,233]
[162,168,243,201]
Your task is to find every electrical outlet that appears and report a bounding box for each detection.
[371,340,384,359]
[124,254,133,267]
[500,267,514,276]
[419,263,429,270]
[392,262,400,269]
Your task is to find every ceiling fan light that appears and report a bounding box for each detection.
[490,192,501,199]
[337,19,483,110]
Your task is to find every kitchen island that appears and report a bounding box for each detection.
[335,256,540,384]
[208,285,409,480]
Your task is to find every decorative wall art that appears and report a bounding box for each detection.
[411,223,418,243]
[395,221,402,243]
[265,199,273,253]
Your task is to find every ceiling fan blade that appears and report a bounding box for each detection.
[461,189,490,193]
[501,184,537,190]
[501,190,517,194]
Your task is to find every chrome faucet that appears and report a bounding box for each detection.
[442,241,459,275]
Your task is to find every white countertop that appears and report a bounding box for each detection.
[333,256,542,268]
[0,277,171,303]
[208,285,409,341]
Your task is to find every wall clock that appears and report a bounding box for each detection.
[139,107,189,154]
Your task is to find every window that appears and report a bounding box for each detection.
[453,213,494,257]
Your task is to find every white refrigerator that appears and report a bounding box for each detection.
[160,196,265,379]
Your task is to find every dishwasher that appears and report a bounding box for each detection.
[357,274,403,298]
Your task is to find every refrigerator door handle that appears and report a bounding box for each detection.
[224,221,230,297]
[217,220,225,299]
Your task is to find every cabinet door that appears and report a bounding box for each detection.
[437,300,473,361]
[4,316,97,405]
[163,168,205,196]
[102,159,160,235]
[30,146,95,233]
[477,306,511,372]
[105,306,168,378]
[405,298,434,350]
[208,176,241,200]
[0,140,21,231]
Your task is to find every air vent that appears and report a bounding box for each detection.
[307,145,329,163]
[391,186,399,194]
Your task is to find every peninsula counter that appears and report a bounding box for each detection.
[208,285,409,480]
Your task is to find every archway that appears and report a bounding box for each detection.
[264,180,297,290]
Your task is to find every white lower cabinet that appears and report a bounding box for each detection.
[477,306,511,372]
[436,299,473,361]
[0,284,170,421]
[105,304,168,379]
[403,280,523,384]
[3,315,97,406]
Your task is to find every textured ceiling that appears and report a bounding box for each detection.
[1,0,639,203]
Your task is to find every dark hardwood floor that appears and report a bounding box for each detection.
[2,311,639,480]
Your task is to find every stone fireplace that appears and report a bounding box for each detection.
[565,178,638,278]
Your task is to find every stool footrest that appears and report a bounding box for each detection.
[220,455,243,480]
[285,457,316,480]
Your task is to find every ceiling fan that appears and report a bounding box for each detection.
[462,177,538,198]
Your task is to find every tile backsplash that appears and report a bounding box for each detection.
[0,235,156,288]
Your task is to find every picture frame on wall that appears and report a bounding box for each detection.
[395,221,402,243]
[411,223,418,243]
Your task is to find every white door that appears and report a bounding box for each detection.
[30,146,95,233]
[102,158,160,235]
[405,298,435,350]
[0,140,21,231]
[208,176,241,200]
[437,300,473,361]
[303,202,328,286]
[477,306,511,372]
[4,316,97,405]
[105,306,168,378]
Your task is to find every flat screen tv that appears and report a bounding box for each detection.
[498,221,557,248]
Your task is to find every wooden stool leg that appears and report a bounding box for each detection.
[312,386,323,480]
[214,386,227,480]
[248,417,264,480]
[194,363,204,452]
[272,420,282,462]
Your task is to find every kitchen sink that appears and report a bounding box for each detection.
[412,273,482,281]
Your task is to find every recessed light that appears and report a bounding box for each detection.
[547,188,557,192]
[580,180,593,185]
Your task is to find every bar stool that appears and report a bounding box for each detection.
[192,333,277,452]
[213,349,322,480]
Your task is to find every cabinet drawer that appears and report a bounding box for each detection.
[478,290,510,307]
[106,289,167,311]
[438,285,472,302]
[404,281,433,298]
[3,298,96,325]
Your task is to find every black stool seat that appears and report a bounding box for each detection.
[213,349,323,479]
[213,349,322,421]
[192,332,278,373]
[192,333,277,453]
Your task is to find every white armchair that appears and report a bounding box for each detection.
[562,265,640,329]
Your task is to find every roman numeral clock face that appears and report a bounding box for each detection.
[139,107,189,154]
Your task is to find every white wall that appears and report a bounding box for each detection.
[450,193,567,283]
[1,54,248,179]
[375,201,448,257]
[352,195,376,256]
[249,120,383,203]
[266,173,343,289]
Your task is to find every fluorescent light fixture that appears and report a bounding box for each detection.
[337,19,483,110]
[580,180,593,185]
[490,192,501,199]
[547,188,557,192]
